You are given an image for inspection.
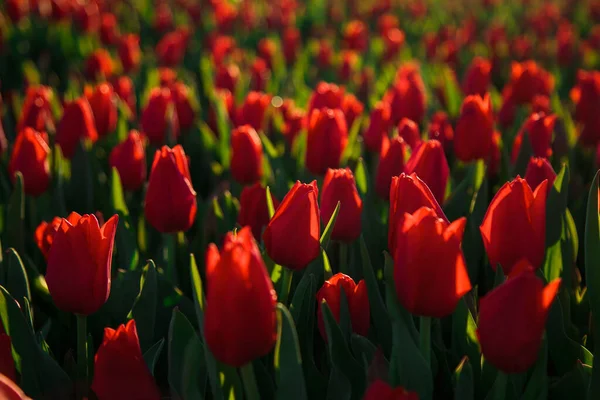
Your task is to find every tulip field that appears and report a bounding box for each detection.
[3,0,600,399]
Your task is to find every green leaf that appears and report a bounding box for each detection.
[522,337,548,400]
[451,298,480,386]
[6,172,24,254]
[266,186,276,219]
[326,366,352,400]
[354,158,368,196]
[168,308,204,399]
[182,335,207,400]
[320,202,341,248]
[130,260,157,352]
[143,338,165,375]
[0,248,31,307]
[454,357,474,400]
[274,303,308,400]
[350,334,377,369]
[359,236,392,355]
[110,167,129,217]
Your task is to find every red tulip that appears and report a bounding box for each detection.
[317,273,369,340]
[9,128,50,196]
[75,1,99,33]
[393,207,471,317]
[427,111,454,152]
[0,334,16,383]
[257,38,277,69]
[231,125,263,184]
[144,145,197,233]
[511,112,556,161]
[0,374,31,400]
[236,91,271,131]
[156,29,189,67]
[525,157,556,192]
[317,40,333,69]
[205,227,277,367]
[6,0,29,22]
[364,102,391,153]
[339,51,359,82]
[109,130,147,191]
[250,58,270,92]
[571,70,600,148]
[141,87,179,146]
[507,61,554,105]
[171,82,195,130]
[342,93,363,129]
[85,49,114,80]
[463,56,491,97]
[343,20,368,51]
[487,131,502,178]
[477,261,561,373]
[91,320,161,400]
[384,64,427,124]
[397,118,421,150]
[383,28,405,61]
[480,177,547,274]
[306,108,348,175]
[454,94,494,162]
[46,213,118,315]
[153,2,173,32]
[56,97,98,159]
[378,14,399,36]
[113,76,137,117]
[282,106,306,146]
[100,13,119,45]
[17,86,53,133]
[363,380,419,400]
[308,82,345,114]
[238,183,280,240]
[321,168,362,242]
[34,216,62,259]
[283,27,300,65]
[215,63,240,93]
[263,181,320,270]
[118,34,141,73]
[404,140,449,204]
[375,136,407,200]
[87,83,117,138]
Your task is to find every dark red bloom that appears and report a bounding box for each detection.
[100,13,119,46]
[9,128,50,196]
[118,34,141,73]
[0,374,30,399]
[404,140,449,204]
[250,58,270,92]
[427,111,454,152]
[397,118,421,150]
[363,380,419,400]
[305,108,348,175]
[231,125,263,184]
[454,94,494,162]
[215,63,240,93]
[91,320,161,400]
[384,64,427,124]
[463,56,491,97]
[308,82,345,115]
[263,181,320,270]
[320,168,362,242]
[507,61,554,105]
[109,130,147,192]
[144,145,197,233]
[85,49,114,80]
[236,91,271,131]
[205,227,277,367]
[156,29,190,67]
[141,87,179,146]
[511,112,557,161]
[114,76,137,117]
[87,83,117,138]
[571,70,600,148]
[525,157,556,192]
[283,27,300,65]
[46,213,118,315]
[171,82,196,130]
[363,102,391,153]
[341,93,363,129]
[317,273,369,340]
[257,38,277,69]
[238,183,280,240]
[34,217,62,259]
[17,86,53,133]
[343,20,368,51]
[56,97,98,159]
[375,136,407,200]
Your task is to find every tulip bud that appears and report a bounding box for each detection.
[263,181,320,270]
[508,61,554,105]
[141,87,179,146]
[9,128,51,196]
[317,273,369,340]
[109,130,147,191]
[428,111,454,152]
[363,380,418,400]
[478,261,560,373]
[388,173,448,254]
[46,213,118,315]
[480,177,547,274]
[100,13,119,46]
[87,83,117,138]
[215,63,240,93]
[282,107,305,147]
[308,82,345,114]
[343,20,368,51]
[156,29,189,67]
[339,51,359,82]
[0,374,30,400]
[364,102,391,153]
[317,40,333,70]
[397,118,421,150]
[171,82,195,130]
[250,58,270,92]
[238,183,280,240]
[231,125,263,184]
[34,217,62,259]
[524,157,556,195]
[153,2,173,32]
[18,86,53,133]
[205,227,277,367]
[283,27,300,65]
[236,91,271,131]
[512,112,556,161]
[571,70,600,148]
[118,34,141,73]
[341,93,363,129]
[56,97,98,159]
[85,49,114,81]
[405,140,449,204]
[383,28,405,61]
[321,168,362,243]
[306,108,348,175]
[454,93,494,162]
[393,207,471,317]
[375,136,407,200]
[91,320,161,399]
[257,38,277,69]
[462,56,491,97]
[0,334,16,383]
[113,76,137,117]
[384,64,427,124]
[75,1,99,33]
[144,145,197,233]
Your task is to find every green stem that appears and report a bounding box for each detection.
[240,362,260,400]
[493,371,507,400]
[339,242,348,275]
[280,267,293,304]
[76,314,88,399]
[419,316,431,368]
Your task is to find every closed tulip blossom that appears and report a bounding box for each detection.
[462,56,492,97]
[317,273,369,340]
[454,94,494,162]
[363,102,391,153]
[171,82,195,130]
[342,93,364,129]
[8,128,50,196]
[87,83,117,138]
[375,136,407,200]
[404,139,450,204]
[307,82,345,114]
[238,183,280,240]
[56,97,98,159]
[205,227,277,367]
[263,181,320,270]
[34,217,62,258]
[305,108,348,175]
[477,261,561,373]
[571,70,600,147]
[91,320,161,400]
[363,380,419,400]
[109,130,147,191]
[511,112,557,161]
[393,207,471,317]
[320,168,363,243]
[45,213,118,315]
[525,157,556,192]
[17,86,53,133]
[141,87,179,145]
[480,177,547,274]
[384,64,427,124]
[230,125,263,184]
[397,118,421,150]
[118,34,141,73]
[236,91,271,131]
[145,145,197,233]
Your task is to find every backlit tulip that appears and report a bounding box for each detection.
[308,82,345,114]
[404,140,449,204]
[85,49,114,80]
[171,82,195,130]
[118,34,141,73]
[9,128,50,196]
[17,86,53,133]
[250,58,270,92]
[144,145,197,233]
[56,97,98,159]
[215,63,240,93]
[384,64,427,124]
[428,111,454,153]
[507,61,554,105]
[156,29,189,67]
[393,207,471,317]
[397,118,421,150]
[34,217,62,259]
[238,183,280,240]
[363,380,419,400]
[343,20,368,51]
[109,130,146,191]
[46,213,118,315]
[205,227,277,367]
[263,181,320,270]
[0,374,30,400]
[364,102,391,153]
[231,125,263,184]
[87,83,117,138]
[306,108,348,175]
[236,91,271,131]
[91,320,161,400]
[478,261,561,373]
[114,76,137,117]
[141,87,179,145]
[342,93,363,129]
[317,273,369,340]
[454,94,494,162]
[525,157,556,192]
[100,13,118,45]
[463,56,491,97]
[511,112,556,161]
[480,177,547,274]
[375,136,407,200]
[321,168,362,242]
